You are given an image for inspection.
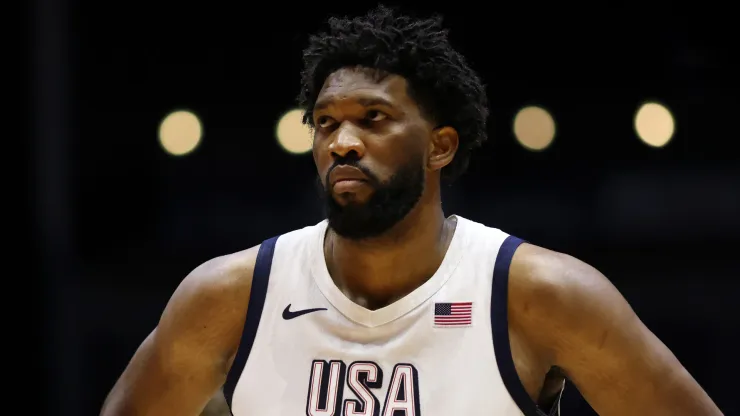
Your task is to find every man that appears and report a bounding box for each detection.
[100,5,722,416]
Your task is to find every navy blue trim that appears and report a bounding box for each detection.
[490,235,549,416]
[223,236,279,412]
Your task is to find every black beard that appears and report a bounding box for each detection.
[317,157,425,240]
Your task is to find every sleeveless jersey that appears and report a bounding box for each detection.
[223,216,560,416]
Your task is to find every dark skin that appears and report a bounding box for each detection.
[100,68,722,415]
[313,67,459,311]
[100,249,259,415]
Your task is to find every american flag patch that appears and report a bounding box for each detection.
[434,302,473,327]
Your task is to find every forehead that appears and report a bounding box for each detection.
[315,68,418,112]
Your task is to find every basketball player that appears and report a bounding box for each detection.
[100,6,722,415]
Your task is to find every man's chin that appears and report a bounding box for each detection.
[331,191,372,206]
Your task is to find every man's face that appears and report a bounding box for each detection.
[312,67,435,240]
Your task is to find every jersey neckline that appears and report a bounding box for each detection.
[310,215,469,328]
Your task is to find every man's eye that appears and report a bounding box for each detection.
[366,110,387,122]
[317,116,335,128]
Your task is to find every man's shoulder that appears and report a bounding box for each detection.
[507,242,633,354]
[509,242,597,294]
[174,245,263,305]
[190,220,324,289]
[201,245,262,285]
[507,242,616,329]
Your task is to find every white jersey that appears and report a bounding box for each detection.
[223,216,559,416]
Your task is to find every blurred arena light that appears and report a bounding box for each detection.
[513,106,556,151]
[634,102,675,148]
[158,110,202,156]
[276,108,313,154]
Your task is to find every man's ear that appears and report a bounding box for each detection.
[427,126,459,172]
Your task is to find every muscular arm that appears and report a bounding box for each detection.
[100,247,259,416]
[510,243,722,415]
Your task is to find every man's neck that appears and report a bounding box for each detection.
[324,199,457,310]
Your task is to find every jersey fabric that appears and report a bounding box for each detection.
[223,216,560,416]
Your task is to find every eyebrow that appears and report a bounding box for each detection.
[314,97,396,112]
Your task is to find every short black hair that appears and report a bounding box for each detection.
[298,5,489,183]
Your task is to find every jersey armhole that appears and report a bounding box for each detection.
[490,235,562,416]
[222,235,280,413]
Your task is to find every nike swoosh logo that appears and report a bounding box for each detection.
[282,304,328,320]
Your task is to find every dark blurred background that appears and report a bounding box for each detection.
[33,0,738,415]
